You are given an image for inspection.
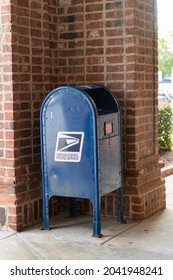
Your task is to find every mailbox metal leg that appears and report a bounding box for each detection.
[117,188,124,223]
[69,197,77,217]
[43,193,50,230]
[92,215,101,237]
[92,199,101,237]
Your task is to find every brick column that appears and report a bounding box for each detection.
[122,0,165,220]
[0,0,55,230]
[0,0,17,229]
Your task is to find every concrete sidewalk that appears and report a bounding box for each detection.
[0,175,173,260]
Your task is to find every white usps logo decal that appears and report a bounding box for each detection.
[57,134,79,152]
[54,132,84,162]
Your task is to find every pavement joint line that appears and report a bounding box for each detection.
[16,233,46,260]
[100,221,141,245]
[0,232,16,241]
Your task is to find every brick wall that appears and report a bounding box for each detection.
[0,0,165,230]
[0,0,16,229]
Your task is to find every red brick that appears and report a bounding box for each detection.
[132,204,145,213]
[132,213,145,221]
[8,206,22,215]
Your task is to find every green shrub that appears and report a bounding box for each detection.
[158,105,173,150]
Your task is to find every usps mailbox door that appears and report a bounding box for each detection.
[42,87,98,201]
[98,112,122,197]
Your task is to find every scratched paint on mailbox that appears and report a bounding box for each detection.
[54,132,84,162]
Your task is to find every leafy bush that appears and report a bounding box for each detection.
[158,105,173,150]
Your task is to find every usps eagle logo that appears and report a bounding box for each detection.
[54,132,84,162]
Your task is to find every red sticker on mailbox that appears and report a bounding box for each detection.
[104,122,113,135]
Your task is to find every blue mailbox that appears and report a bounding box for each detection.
[40,84,123,237]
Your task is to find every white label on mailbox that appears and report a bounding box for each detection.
[54,132,84,162]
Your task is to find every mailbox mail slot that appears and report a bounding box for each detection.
[40,84,123,237]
